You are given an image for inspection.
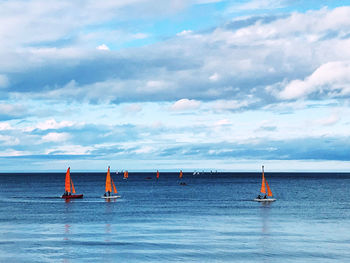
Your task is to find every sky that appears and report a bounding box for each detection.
[1,0,350,172]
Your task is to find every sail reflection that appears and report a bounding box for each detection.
[64,224,70,241]
[105,223,111,242]
[259,203,272,263]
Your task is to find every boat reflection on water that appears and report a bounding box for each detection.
[260,203,271,235]
[104,198,117,203]
[258,202,272,262]
[105,223,111,242]
[103,200,115,261]
[62,223,72,263]
[64,224,70,241]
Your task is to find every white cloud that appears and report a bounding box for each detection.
[134,145,154,154]
[96,44,110,51]
[0,135,19,145]
[41,119,74,130]
[32,119,75,131]
[230,0,286,11]
[0,149,30,157]
[0,0,198,73]
[315,113,340,126]
[0,103,25,117]
[170,99,201,111]
[145,80,166,91]
[42,132,70,142]
[45,145,93,155]
[123,104,142,114]
[137,80,171,94]
[209,72,219,82]
[4,5,350,108]
[0,122,12,131]
[151,121,164,129]
[177,30,193,36]
[214,119,231,126]
[3,3,350,171]
[212,99,254,111]
[278,61,350,100]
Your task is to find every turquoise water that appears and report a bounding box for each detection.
[0,172,349,262]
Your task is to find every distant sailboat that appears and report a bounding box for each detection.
[156,170,159,179]
[102,166,120,199]
[123,170,128,180]
[254,166,276,202]
[61,167,83,199]
[179,170,186,185]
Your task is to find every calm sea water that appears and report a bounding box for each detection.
[0,172,350,262]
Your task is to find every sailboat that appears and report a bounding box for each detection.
[61,167,83,199]
[156,170,159,179]
[102,166,120,199]
[179,170,186,185]
[254,165,276,202]
[123,170,128,180]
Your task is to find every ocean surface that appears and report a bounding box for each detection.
[0,172,350,262]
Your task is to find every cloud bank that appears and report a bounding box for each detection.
[1,2,350,171]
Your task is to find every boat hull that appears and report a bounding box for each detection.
[62,194,83,199]
[101,195,121,199]
[253,198,276,202]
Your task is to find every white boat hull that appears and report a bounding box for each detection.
[101,195,121,199]
[253,198,276,202]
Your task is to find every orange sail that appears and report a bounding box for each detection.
[260,166,266,194]
[179,170,183,179]
[112,178,117,194]
[124,171,128,179]
[71,179,76,194]
[62,167,83,199]
[105,166,112,193]
[265,179,273,197]
[65,167,71,193]
[126,171,128,178]
[156,170,159,179]
[260,175,266,194]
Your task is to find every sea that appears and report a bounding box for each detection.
[0,172,349,262]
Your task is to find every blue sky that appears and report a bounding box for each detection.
[1,0,350,172]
